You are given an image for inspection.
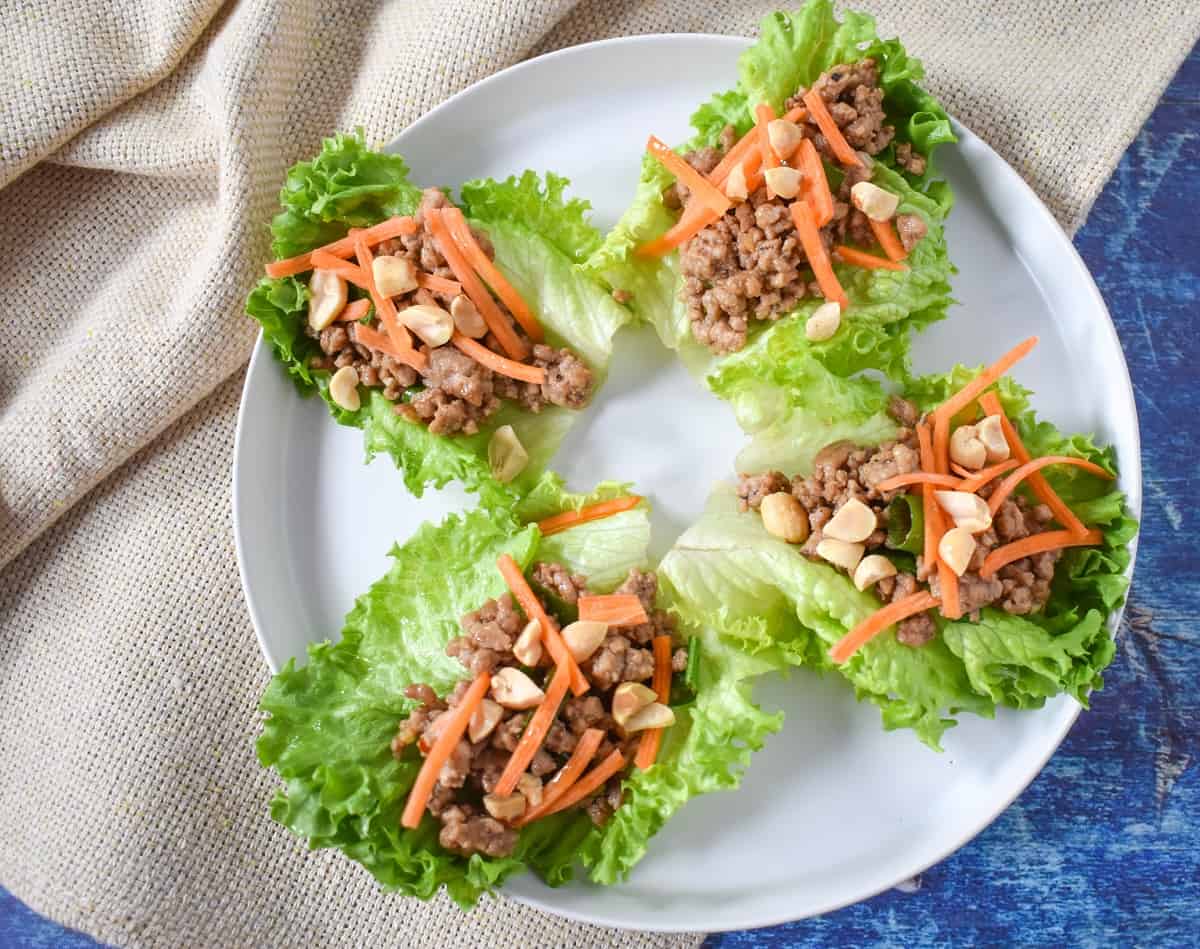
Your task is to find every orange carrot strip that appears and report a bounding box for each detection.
[539,750,628,819]
[873,471,964,492]
[634,635,674,770]
[830,591,940,664]
[494,663,573,797]
[401,672,490,829]
[310,250,370,289]
[513,728,604,827]
[426,209,529,361]
[932,337,1040,477]
[577,595,650,628]
[710,127,762,187]
[636,204,721,258]
[536,496,643,537]
[646,136,732,217]
[954,459,1021,493]
[937,337,1040,422]
[451,333,544,385]
[351,321,404,358]
[917,424,940,571]
[417,273,462,296]
[353,234,426,373]
[335,298,372,323]
[790,201,849,308]
[442,207,543,342]
[980,529,1104,579]
[869,217,909,263]
[756,103,781,168]
[986,455,1114,515]
[796,138,834,227]
[802,90,862,167]
[497,554,588,696]
[265,215,417,278]
[979,392,1088,536]
[918,422,959,619]
[834,245,909,272]
[755,103,780,197]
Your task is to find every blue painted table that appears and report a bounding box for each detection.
[3,44,1196,949]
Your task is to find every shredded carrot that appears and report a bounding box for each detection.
[986,455,1113,515]
[539,749,628,819]
[916,424,939,570]
[755,103,781,196]
[869,217,909,263]
[442,207,543,342]
[310,250,370,289]
[918,422,960,619]
[350,321,403,358]
[536,495,643,537]
[709,126,763,187]
[635,204,721,257]
[577,595,649,628]
[353,233,426,373]
[401,672,490,828]
[802,90,862,167]
[264,215,417,279]
[451,333,544,385]
[953,459,1021,492]
[426,209,529,361]
[830,591,940,664]
[494,664,573,797]
[790,201,848,308]
[417,272,462,296]
[796,138,834,227]
[834,245,909,272]
[931,336,1040,475]
[646,136,732,218]
[335,298,372,323]
[641,108,808,257]
[513,728,604,827]
[497,554,588,696]
[980,529,1104,579]
[873,471,964,492]
[978,392,1088,536]
[937,337,1040,424]
[634,635,674,770]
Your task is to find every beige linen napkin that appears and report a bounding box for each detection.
[0,2,1194,946]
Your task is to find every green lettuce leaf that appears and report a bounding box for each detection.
[585,1,956,403]
[662,361,1136,749]
[259,482,780,905]
[245,132,631,506]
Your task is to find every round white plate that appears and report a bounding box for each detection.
[234,35,1141,932]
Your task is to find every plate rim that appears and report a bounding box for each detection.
[232,30,1142,933]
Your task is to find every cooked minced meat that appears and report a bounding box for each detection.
[894,142,927,177]
[493,343,594,413]
[530,562,589,605]
[393,564,687,858]
[738,397,1072,647]
[308,186,593,436]
[787,59,895,157]
[673,60,929,354]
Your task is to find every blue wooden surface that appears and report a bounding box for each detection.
[2,45,1196,949]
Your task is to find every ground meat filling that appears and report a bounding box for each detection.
[736,396,1071,648]
[530,561,589,606]
[307,186,595,436]
[393,564,687,858]
[673,60,929,355]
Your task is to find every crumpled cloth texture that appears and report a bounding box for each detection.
[0,2,1194,946]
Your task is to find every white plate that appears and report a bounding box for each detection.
[233,35,1141,932]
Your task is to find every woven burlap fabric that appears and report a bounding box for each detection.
[0,2,1194,946]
